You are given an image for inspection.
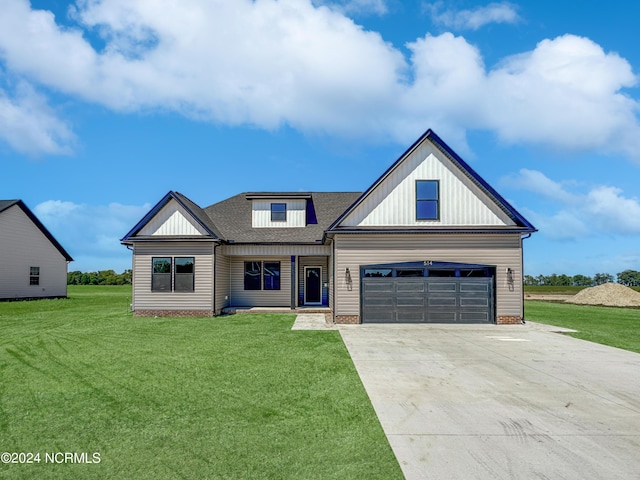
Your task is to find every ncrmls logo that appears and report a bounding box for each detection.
[46,452,101,464]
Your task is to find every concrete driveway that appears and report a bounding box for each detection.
[339,322,640,480]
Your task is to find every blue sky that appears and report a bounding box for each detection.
[2,0,640,277]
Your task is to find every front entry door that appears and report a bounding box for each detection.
[304,267,322,305]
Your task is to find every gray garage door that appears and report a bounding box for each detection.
[360,262,495,324]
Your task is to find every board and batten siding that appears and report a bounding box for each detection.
[0,205,69,299]
[229,257,291,307]
[214,251,230,314]
[132,242,214,312]
[333,233,524,320]
[340,141,515,228]
[138,200,209,236]
[251,199,306,228]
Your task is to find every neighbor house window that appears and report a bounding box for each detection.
[152,257,172,292]
[29,266,40,286]
[416,180,439,220]
[263,262,281,290]
[174,257,195,292]
[244,261,281,290]
[244,261,262,290]
[271,203,287,222]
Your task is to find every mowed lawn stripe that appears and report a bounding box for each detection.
[0,286,402,479]
[525,300,640,354]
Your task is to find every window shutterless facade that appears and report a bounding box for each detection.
[270,203,287,221]
[152,257,194,292]
[416,180,440,220]
[244,261,281,290]
[29,266,40,286]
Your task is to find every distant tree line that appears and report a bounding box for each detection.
[524,270,640,287]
[67,270,132,285]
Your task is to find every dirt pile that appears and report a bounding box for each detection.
[565,282,640,307]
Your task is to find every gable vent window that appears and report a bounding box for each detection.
[271,203,287,222]
[416,180,440,220]
[29,266,40,286]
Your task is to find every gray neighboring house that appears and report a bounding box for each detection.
[121,129,536,324]
[0,200,73,300]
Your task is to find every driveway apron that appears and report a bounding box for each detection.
[339,323,640,480]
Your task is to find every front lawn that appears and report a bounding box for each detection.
[0,286,402,479]
[525,301,640,354]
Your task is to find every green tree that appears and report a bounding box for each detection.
[617,270,640,287]
[593,273,614,285]
[572,275,593,287]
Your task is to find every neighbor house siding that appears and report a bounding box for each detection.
[333,233,523,321]
[0,205,68,299]
[132,242,214,313]
[214,251,230,314]
[229,257,291,307]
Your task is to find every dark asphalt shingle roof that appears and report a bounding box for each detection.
[204,192,361,243]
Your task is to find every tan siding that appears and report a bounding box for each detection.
[0,205,68,299]
[333,233,523,319]
[132,242,214,312]
[214,251,230,314]
[252,199,306,228]
[229,257,291,307]
[220,245,330,256]
[139,200,208,236]
[340,141,514,227]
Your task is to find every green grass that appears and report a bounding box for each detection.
[0,286,402,480]
[525,300,640,353]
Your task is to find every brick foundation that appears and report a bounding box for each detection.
[335,315,360,324]
[134,310,214,318]
[497,316,523,325]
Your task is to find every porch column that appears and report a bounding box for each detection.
[290,255,296,309]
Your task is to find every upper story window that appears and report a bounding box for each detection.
[416,180,439,220]
[270,203,287,222]
[29,266,40,286]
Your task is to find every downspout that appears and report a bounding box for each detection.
[520,233,532,324]
[126,244,134,312]
[213,242,218,316]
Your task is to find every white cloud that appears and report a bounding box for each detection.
[504,169,640,239]
[34,200,151,271]
[0,80,75,155]
[313,0,388,16]
[0,1,639,161]
[425,1,521,30]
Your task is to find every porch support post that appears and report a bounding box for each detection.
[290,255,296,310]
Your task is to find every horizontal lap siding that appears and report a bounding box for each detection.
[133,243,214,312]
[333,234,523,319]
[0,206,68,299]
[214,252,230,314]
[229,257,291,307]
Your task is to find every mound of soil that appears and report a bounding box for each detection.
[565,282,640,307]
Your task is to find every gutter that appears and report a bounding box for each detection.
[520,233,533,324]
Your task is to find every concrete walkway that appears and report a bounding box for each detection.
[338,322,640,480]
[291,313,336,330]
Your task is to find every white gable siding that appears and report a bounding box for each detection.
[340,141,515,227]
[139,200,208,236]
[252,200,306,228]
[0,205,68,299]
